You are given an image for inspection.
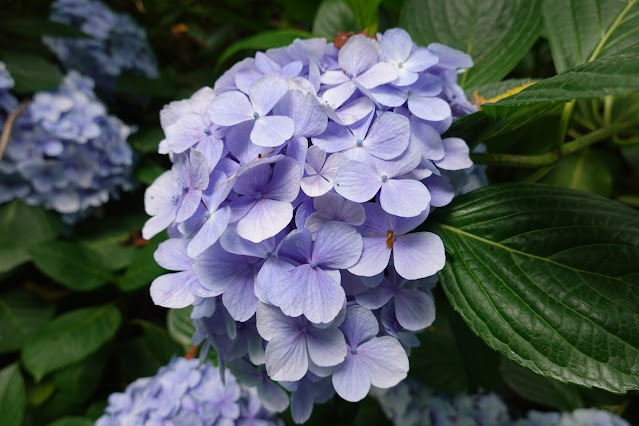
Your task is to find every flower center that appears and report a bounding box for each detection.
[310,261,317,268]
[253,112,260,119]
[301,325,308,333]
[255,192,262,199]
[397,62,404,69]
[386,229,395,249]
[355,138,363,147]
[203,127,212,135]
[381,174,388,183]
[350,347,357,355]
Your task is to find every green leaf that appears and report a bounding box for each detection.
[543,0,639,72]
[119,234,167,292]
[29,241,114,291]
[0,290,55,354]
[218,30,313,65]
[0,17,90,39]
[431,183,639,393]
[129,127,164,154]
[313,0,360,38]
[118,320,182,379]
[0,52,62,93]
[343,0,383,32]
[0,201,61,273]
[541,150,614,197]
[48,417,94,426]
[399,0,542,87]
[53,351,108,403]
[22,305,121,381]
[485,48,639,108]
[136,159,167,186]
[500,358,585,411]
[27,378,56,406]
[0,363,26,426]
[466,78,538,100]
[167,306,196,348]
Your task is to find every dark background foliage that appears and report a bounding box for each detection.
[1,1,638,425]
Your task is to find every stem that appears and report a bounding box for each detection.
[472,125,621,167]
[557,100,576,149]
[0,99,30,162]
[613,134,639,146]
[591,99,603,127]
[603,95,614,127]
[617,195,639,208]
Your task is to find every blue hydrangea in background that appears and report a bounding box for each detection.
[143,28,481,423]
[374,380,630,426]
[44,0,159,87]
[0,67,134,222]
[97,357,282,426]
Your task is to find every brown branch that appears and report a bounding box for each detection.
[0,99,30,162]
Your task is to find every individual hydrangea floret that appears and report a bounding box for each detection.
[97,357,282,426]
[144,27,479,422]
[44,0,158,87]
[0,70,134,221]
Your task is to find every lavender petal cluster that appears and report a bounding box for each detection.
[44,0,158,87]
[143,28,477,422]
[0,69,134,221]
[374,380,630,426]
[97,357,282,426]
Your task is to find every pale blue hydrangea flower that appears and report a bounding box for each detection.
[97,357,282,426]
[0,70,134,222]
[143,29,479,422]
[375,380,630,426]
[44,0,158,88]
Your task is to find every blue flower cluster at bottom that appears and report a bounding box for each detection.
[97,357,282,426]
[373,380,629,426]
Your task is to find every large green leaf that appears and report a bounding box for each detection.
[343,0,383,32]
[430,183,639,393]
[0,201,61,273]
[53,351,108,403]
[0,52,61,93]
[0,17,90,39]
[500,358,585,411]
[29,241,114,291]
[543,0,639,72]
[541,150,615,197]
[22,305,122,381]
[0,363,26,426]
[0,290,55,354]
[167,306,196,348]
[399,0,542,87]
[119,234,167,292]
[48,418,94,426]
[218,30,313,65]
[484,47,639,108]
[313,0,360,38]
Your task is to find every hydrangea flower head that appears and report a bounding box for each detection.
[44,0,158,87]
[144,28,479,421]
[97,357,282,426]
[0,70,134,221]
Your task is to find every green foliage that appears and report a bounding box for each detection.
[0,201,61,273]
[543,0,639,72]
[119,235,167,292]
[431,183,639,393]
[500,358,585,411]
[313,0,360,38]
[0,363,26,426]
[29,241,114,291]
[48,417,94,426]
[0,290,56,354]
[343,0,383,32]
[22,305,121,381]
[541,150,615,197]
[0,51,61,93]
[400,0,542,87]
[167,306,196,348]
[218,29,313,65]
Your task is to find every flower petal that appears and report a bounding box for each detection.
[150,271,196,308]
[312,221,363,269]
[237,198,293,243]
[434,137,473,170]
[357,336,408,388]
[334,160,381,203]
[306,326,347,367]
[251,115,295,147]
[380,179,430,217]
[332,353,370,402]
[207,91,253,126]
[394,288,435,330]
[186,206,231,258]
[249,74,289,116]
[265,334,308,381]
[393,232,445,279]
[348,236,391,278]
[339,305,379,347]
[363,112,410,160]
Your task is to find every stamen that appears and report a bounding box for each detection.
[253,112,260,119]
[386,229,395,249]
[355,138,363,147]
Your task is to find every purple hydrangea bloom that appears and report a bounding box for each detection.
[97,357,282,426]
[143,29,479,421]
[44,0,158,88]
[0,70,133,222]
